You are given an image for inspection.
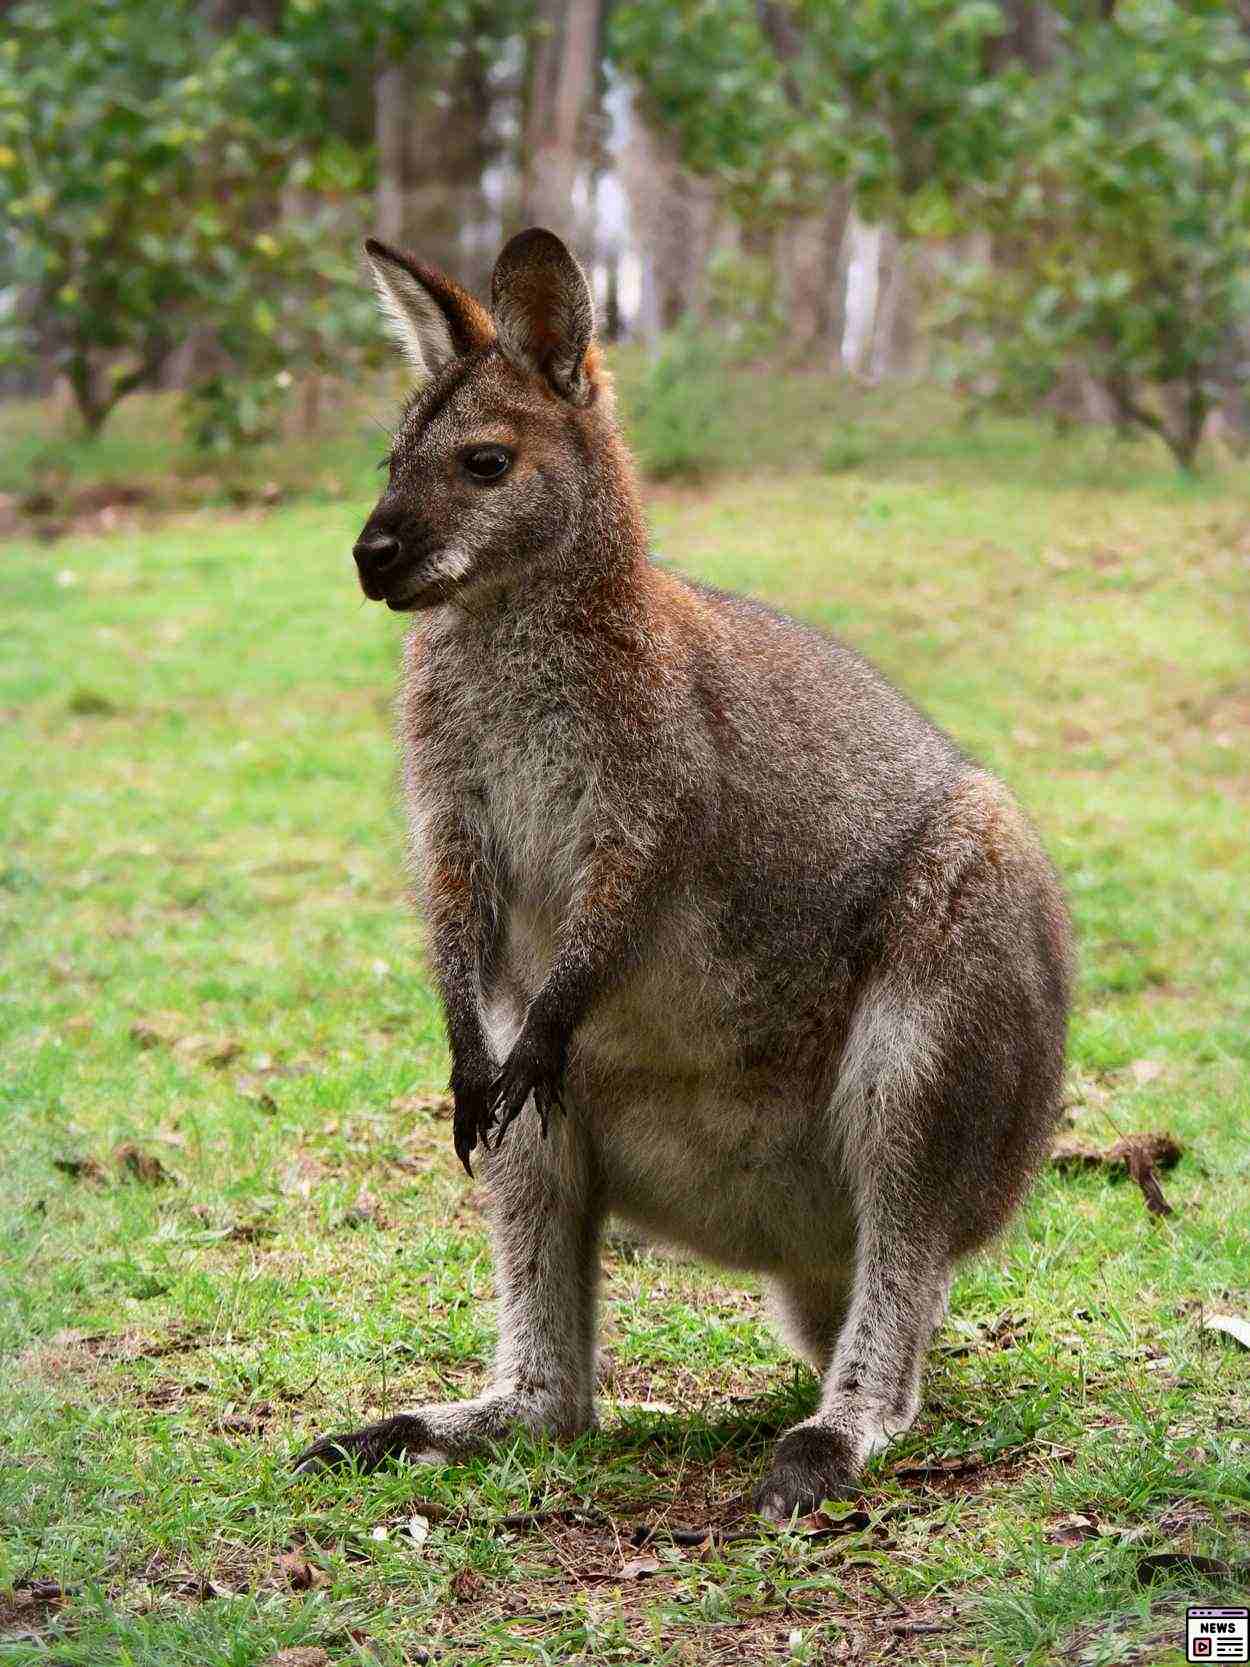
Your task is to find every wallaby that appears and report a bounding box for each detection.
[295,228,1072,1519]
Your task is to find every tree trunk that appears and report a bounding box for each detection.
[522,0,604,262]
[779,190,851,360]
[374,42,500,290]
[620,92,719,340]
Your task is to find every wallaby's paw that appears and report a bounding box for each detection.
[486,1027,566,1150]
[450,1075,495,1176]
[292,1413,443,1475]
[754,1426,858,1523]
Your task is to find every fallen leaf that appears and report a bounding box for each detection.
[407,1514,430,1547]
[341,1191,384,1229]
[1051,1131,1181,1217]
[370,1525,389,1542]
[450,1567,484,1602]
[1122,1139,1174,1217]
[12,1579,66,1605]
[891,1454,986,1481]
[277,1551,316,1591]
[129,1014,182,1049]
[618,1555,662,1580]
[53,1156,107,1183]
[1135,1551,1247,1585]
[1049,1512,1100,1546]
[263,1652,330,1667]
[795,1509,873,1539]
[390,1092,453,1119]
[1204,1313,1250,1350]
[235,1074,278,1112]
[114,1143,174,1185]
[1128,1059,1164,1086]
[174,1034,243,1069]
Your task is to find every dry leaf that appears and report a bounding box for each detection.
[1049,1512,1100,1546]
[390,1092,453,1119]
[174,1034,243,1069]
[1122,1140,1174,1217]
[114,1143,173,1185]
[1204,1313,1250,1350]
[1135,1551,1247,1585]
[407,1514,430,1547]
[276,1550,316,1591]
[450,1567,484,1602]
[129,1014,182,1049]
[618,1555,662,1580]
[263,1652,330,1667]
[235,1074,278,1111]
[1128,1059,1164,1086]
[892,1453,986,1481]
[342,1190,384,1229]
[53,1155,107,1183]
[1051,1131,1181,1217]
[795,1509,872,1539]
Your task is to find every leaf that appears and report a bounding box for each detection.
[390,1092,453,1120]
[114,1143,174,1185]
[53,1155,107,1183]
[263,1652,330,1667]
[276,1550,316,1591]
[618,1555,662,1580]
[1048,1512,1100,1546]
[1204,1313,1250,1350]
[795,1509,873,1539]
[406,1514,430,1547]
[129,1013,183,1049]
[1051,1131,1181,1216]
[891,1453,986,1481]
[1134,1551,1247,1585]
[450,1566,483,1601]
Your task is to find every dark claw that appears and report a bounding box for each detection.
[452,1080,495,1177]
[292,1412,431,1474]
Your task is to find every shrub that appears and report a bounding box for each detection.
[627,326,730,482]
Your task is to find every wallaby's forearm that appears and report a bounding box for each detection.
[421,813,501,1151]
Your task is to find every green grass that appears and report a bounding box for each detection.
[1,385,1248,1666]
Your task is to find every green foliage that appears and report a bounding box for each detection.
[628,326,731,480]
[821,422,871,473]
[615,0,1250,470]
[943,1,1250,470]
[0,0,490,445]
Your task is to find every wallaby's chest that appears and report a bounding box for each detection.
[413,616,602,908]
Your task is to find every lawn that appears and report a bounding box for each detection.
[1,384,1248,1666]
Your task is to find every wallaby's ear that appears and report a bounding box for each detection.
[491,228,596,405]
[364,238,493,377]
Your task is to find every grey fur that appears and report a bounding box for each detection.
[295,230,1073,1521]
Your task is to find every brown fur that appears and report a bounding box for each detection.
[296,230,1073,1521]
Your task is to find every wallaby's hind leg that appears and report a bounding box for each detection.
[295,1119,601,1472]
[757,934,1063,1519]
[757,1194,949,1519]
[767,1273,852,1376]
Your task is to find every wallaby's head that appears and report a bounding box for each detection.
[354,227,619,611]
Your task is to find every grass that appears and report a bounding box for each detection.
[1,380,1248,1666]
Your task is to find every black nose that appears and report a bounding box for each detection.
[353,532,403,582]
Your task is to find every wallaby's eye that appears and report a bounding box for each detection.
[462,444,512,483]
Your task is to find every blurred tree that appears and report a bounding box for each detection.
[522,0,605,262]
[0,0,367,437]
[0,0,530,441]
[946,1,1250,468]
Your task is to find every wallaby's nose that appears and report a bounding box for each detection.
[353,532,403,584]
